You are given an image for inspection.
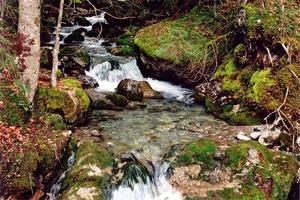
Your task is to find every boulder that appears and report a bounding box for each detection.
[64,31,84,44]
[61,141,113,200]
[138,81,163,99]
[86,22,123,38]
[74,17,91,26]
[106,93,129,107]
[116,79,143,101]
[170,139,299,200]
[85,88,116,110]
[59,46,90,75]
[78,75,99,88]
[37,78,90,124]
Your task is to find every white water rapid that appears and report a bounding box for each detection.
[111,162,182,200]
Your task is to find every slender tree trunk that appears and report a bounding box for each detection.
[18,0,41,103]
[51,0,64,87]
[0,0,4,21]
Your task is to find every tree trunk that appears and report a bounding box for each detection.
[51,0,64,87]
[0,0,4,21]
[18,0,41,103]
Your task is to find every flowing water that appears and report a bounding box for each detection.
[52,14,238,200]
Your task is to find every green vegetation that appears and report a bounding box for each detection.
[61,141,113,200]
[223,141,299,200]
[177,138,217,169]
[44,113,68,130]
[106,93,129,107]
[135,8,224,65]
[37,78,90,124]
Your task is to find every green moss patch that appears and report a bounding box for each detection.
[223,141,299,200]
[135,8,228,65]
[177,138,218,169]
[61,141,113,199]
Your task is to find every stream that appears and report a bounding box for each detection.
[50,14,241,200]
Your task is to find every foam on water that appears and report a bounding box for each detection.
[111,162,182,200]
[86,58,193,103]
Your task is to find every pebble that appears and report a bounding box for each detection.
[236,132,251,141]
[250,131,261,140]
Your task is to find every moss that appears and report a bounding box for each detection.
[177,138,217,169]
[75,88,90,109]
[38,86,74,115]
[222,79,241,92]
[222,111,260,125]
[247,68,277,106]
[213,58,237,78]
[44,113,68,130]
[0,80,29,126]
[134,9,223,65]
[62,141,113,190]
[106,93,129,107]
[61,78,83,88]
[37,78,90,123]
[10,151,40,190]
[221,141,299,199]
[225,141,271,169]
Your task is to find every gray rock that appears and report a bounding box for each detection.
[250,131,262,140]
[236,132,251,141]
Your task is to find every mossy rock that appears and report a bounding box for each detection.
[61,141,113,199]
[222,141,299,200]
[176,138,218,169]
[37,78,90,124]
[3,131,69,194]
[173,139,299,200]
[44,113,68,130]
[106,93,129,107]
[60,182,103,200]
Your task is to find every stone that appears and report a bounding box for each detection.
[74,17,91,26]
[236,132,251,141]
[138,81,163,99]
[116,79,143,101]
[106,93,129,107]
[64,31,84,44]
[78,75,99,88]
[250,131,262,140]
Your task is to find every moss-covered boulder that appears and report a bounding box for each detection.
[171,139,299,200]
[134,7,231,85]
[1,130,70,196]
[37,78,90,124]
[44,113,68,130]
[60,141,113,200]
[106,93,129,107]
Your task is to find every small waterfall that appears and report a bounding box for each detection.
[48,152,75,200]
[86,59,144,92]
[86,57,194,103]
[111,162,182,200]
